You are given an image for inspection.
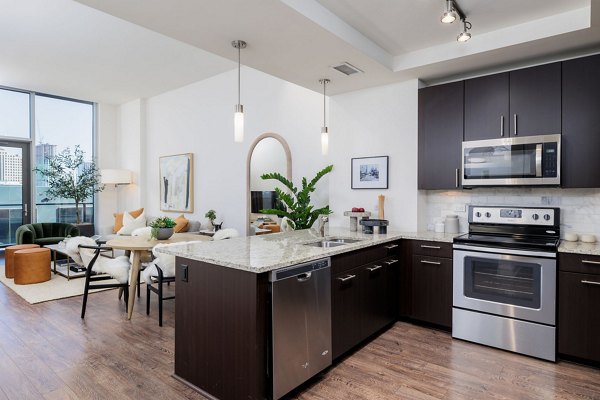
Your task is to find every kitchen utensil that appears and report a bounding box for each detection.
[445,214,459,234]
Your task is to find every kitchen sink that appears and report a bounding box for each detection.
[303,238,363,248]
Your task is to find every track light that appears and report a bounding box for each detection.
[457,19,472,42]
[441,0,456,23]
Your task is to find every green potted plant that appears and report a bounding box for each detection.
[259,165,333,230]
[150,216,176,240]
[34,145,103,229]
[205,209,217,229]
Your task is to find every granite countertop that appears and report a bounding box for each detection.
[558,240,600,256]
[156,227,462,273]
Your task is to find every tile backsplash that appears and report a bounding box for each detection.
[423,188,600,238]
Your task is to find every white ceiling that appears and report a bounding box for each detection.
[1,0,599,104]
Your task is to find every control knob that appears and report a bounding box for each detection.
[532,214,539,221]
[475,212,482,218]
[544,214,551,221]
[485,212,491,218]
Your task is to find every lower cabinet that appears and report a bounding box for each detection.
[411,255,453,328]
[558,253,600,364]
[405,240,453,329]
[331,245,400,359]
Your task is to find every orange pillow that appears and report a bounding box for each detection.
[113,208,144,234]
[174,214,189,233]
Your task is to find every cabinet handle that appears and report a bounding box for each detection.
[385,244,399,249]
[367,265,383,272]
[421,260,441,265]
[513,114,518,135]
[337,274,356,282]
[581,260,600,265]
[455,168,460,188]
[500,115,504,137]
[581,280,600,286]
[181,265,188,282]
[384,259,399,265]
[421,244,441,249]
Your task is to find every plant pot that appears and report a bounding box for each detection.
[155,227,174,240]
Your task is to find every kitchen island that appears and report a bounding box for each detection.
[158,228,457,400]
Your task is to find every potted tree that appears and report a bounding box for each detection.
[34,145,103,235]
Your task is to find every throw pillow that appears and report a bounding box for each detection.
[117,211,146,235]
[113,207,144,233]
[174,214,190,233]
[132,226,152,240]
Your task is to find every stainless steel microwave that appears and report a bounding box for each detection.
[461,134,561,187]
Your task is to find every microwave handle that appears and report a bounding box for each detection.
[536,144,543,177]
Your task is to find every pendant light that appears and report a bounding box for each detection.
[232,40,247,143]
[319,78,330,156]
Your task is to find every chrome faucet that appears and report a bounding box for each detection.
[318,215,329,237]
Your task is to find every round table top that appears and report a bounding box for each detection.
[106,233,209,251]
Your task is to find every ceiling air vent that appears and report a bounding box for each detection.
[331,62,363,76]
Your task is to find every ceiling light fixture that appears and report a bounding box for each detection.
[232,39,247,143]
[457,19,472,42]
[441,0,457,23]
[319,78,330,156]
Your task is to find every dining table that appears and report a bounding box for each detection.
[106,232,210,320]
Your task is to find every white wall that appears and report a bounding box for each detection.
[328,80,421,232]
[124,67,328,234]
[95,102,118,234]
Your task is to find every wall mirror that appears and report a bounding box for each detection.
[246,133,292,235]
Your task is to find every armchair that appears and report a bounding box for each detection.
[16,223,80,246]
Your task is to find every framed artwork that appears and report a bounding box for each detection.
[159,153,193,212]
[351,156,389,189]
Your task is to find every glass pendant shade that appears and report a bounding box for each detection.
[234,104,244,143]
[321,126,329,156]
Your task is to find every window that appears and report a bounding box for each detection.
[34,95,95,224]
[0,88,30,138]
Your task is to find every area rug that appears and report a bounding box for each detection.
[0,264,117,304]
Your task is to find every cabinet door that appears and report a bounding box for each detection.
[411,255,452,328]
[558,271,600,363]
[384,256,401,321]
[398,240,413,318]
[361,262,389,338]
[464,73,509,141]
[562,54,600,188]
[509,63,561,137]
[418,81,464,190]
[331,268,363,359]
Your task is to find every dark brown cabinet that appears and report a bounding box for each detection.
[464,63,561,141]
[418,81,464,190]
[405,240,453,329]
[558,253,600,364]
[562,54,600,188]
[464,72,509,141]
[509,63,561,137]
[331,242,400,359]
[331,266,364,359]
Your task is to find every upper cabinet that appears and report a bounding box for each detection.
[562,54,600,188]
[464,73,509,141]
[418,81,464,190]
[509,63,561,137]
[464,64,561,141]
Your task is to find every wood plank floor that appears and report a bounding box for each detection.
[0,280,599,400]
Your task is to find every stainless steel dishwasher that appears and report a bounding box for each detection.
[270,258,332,400]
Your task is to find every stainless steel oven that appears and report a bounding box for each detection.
[452,206,560,362]
[462,134,560,187]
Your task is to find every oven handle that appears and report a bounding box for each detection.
[453,243,556,259]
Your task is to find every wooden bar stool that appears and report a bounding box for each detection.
[5,244,40,278]
[14,247,51,285]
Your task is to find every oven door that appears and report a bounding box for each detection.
[453,245,556,325]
